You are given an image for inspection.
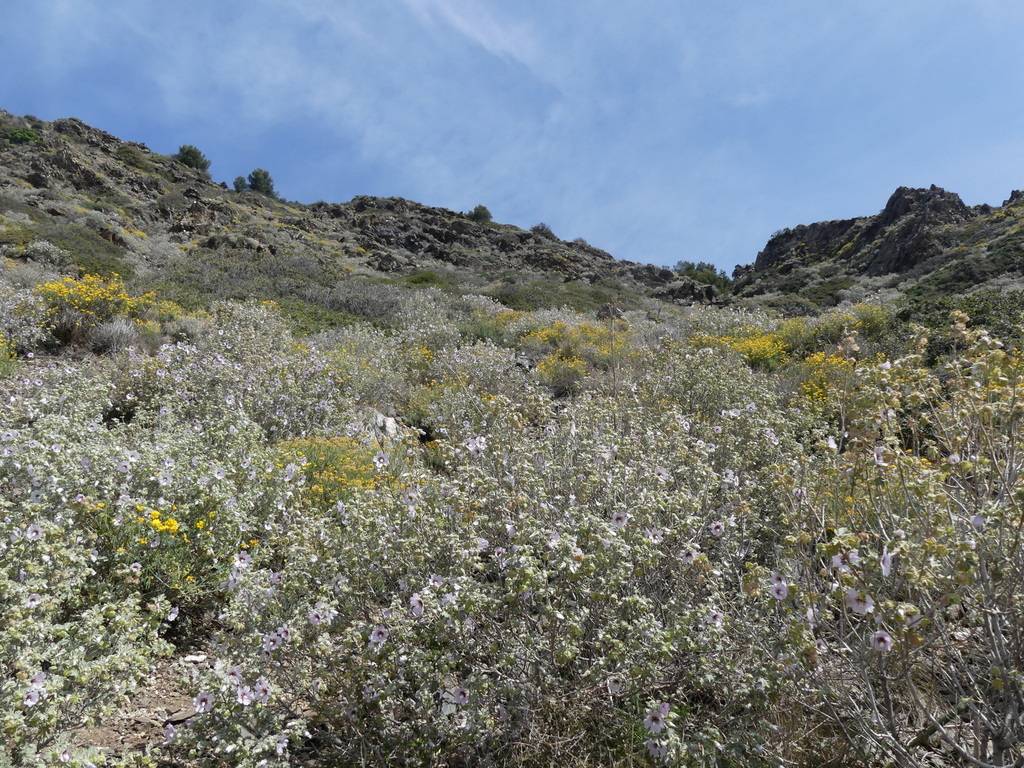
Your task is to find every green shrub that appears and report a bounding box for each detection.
[467,204,492,223]
[233,176,248,193]
[4,127,40,145]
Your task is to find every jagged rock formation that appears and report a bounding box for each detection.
[735,184,1024,308]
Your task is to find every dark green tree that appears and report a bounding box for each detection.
[247,168,276,198]
[468,204,492,223]
[233,176,248,193]
[174,144,211,173]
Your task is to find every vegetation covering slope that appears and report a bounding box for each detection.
[2,112,1024,767]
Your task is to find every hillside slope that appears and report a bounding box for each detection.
[0,111,697,322]
[734,184,1024,310]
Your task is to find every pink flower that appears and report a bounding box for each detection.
[708,521,725,538]
[771,581,789,601]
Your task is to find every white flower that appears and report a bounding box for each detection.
[845,589,874,615]
[646,739,668,762]
[447,685,470,706]
[373,452,389,470]
[770,581,789,601]
[193,691,214,713]
[163,723,177,743]
[464,436,487,458]
[880,547,892,577]
[254,677,271,704]
[873,446,888,467]
[409,593,424,618]
[369,625,389,648]
[167,605,179,622]
[680,545,699,565]
[26,593,43,608]
[234,551,252,569]
[25,523,43,542]
[644,702,670,734]
[831,550,859,574]
[871,630,894,652]
[708,520,725,538]
[237,686,254,706]
[611,510,629,529]
[23,689,40,707]
[970,514,986,531]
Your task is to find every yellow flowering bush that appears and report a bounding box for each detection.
[693,328,789,370]
[521,319,628,369]
[536,351,588,394]
[799,351,855,403]
[277,436,379,508]
[35,273,154,343]
[0,333,14,377]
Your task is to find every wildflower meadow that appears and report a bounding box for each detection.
[2,275,1022,767]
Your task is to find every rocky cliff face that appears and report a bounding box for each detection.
[736,184,1024,309]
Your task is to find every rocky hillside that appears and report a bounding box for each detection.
[1,110,713,324]
[4,110,1022,321]
[733,184,1024,310]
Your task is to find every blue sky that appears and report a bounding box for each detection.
[2,1,1022,269]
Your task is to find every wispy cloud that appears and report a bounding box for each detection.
[3,1,1023,268]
